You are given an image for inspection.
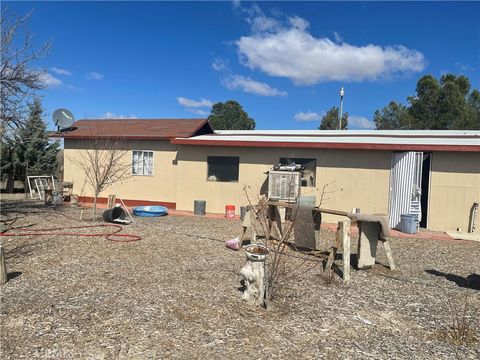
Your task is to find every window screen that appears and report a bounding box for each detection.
[132,150,154,175]
[207,156,239,182]
[279,157,316,187]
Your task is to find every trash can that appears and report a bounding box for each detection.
[400,214,417,234]
[103,207,126,222]
[240,205,251,220]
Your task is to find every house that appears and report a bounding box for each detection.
[53,119,480,232]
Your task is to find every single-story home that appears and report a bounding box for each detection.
[52,118,480,232]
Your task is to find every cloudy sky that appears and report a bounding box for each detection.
[5,1,479,130]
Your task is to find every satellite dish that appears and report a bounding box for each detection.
[52,108,75,131]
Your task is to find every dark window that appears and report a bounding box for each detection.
[279,157,316,187]
[207,156,239,182]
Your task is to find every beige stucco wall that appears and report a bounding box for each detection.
[428,152,480,232]
[175,146,392,223]
[63,139,178,203]
[63,139,480,231]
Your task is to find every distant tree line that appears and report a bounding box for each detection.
[317,74,479,131]
[373,74,479,130]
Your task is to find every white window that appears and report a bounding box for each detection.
[132,150,154,176]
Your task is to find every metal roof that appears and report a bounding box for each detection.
[172,130,480,152]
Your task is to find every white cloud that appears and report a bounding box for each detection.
[288,16,309,31]
[236,13,425,85]
[66,84,84,92]
[251,15,280,33]
[333,31,343,43]
[100,112,137,119]
[294,111,323,122]
[222,74,287,96]
[212,58,228,72]
[87,72,104,80]
[41,73,62,88]
[51,67,72,76]
[454,62,474,73]
[187,108,209,116]
[177,97,213,108]
[348,115,375,129]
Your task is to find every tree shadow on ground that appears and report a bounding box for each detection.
[0,199,46,217]
[5,242,39,261]
[425,269,480,291]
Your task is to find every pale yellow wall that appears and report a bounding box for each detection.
[428,152,480,232]
[63,139,480,231]
[63,139,178,203]
[175,146,392,223]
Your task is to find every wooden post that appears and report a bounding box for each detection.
[0,246,7,285]
[340,220,351,284]
[325,225,342,271]
[107,194,116,209]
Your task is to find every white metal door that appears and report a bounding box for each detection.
[389,152,423,228]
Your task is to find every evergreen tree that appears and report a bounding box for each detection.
[13,99,59,184]
[208,100,256,130]
[374,74,480,130]
[373,101,413,130]
[319,106,348,130]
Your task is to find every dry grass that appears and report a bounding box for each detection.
[1,196,480,359]
[435,294,478,346]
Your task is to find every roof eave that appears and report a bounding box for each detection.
[170,138,480,152]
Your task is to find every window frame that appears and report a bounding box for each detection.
[132,150,154,176]
[279,157,317,187]
[206,155,240,183]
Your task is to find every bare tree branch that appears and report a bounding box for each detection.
[1,8,51,134]
[69,136,133,220]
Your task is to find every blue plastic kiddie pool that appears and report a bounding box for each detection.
[132,206,168,217]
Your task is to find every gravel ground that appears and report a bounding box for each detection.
[0,196,479,359]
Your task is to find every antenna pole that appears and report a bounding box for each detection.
[338,86,345,130]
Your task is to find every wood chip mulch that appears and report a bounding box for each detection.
[1,197,479,359]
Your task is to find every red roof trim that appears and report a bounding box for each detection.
[170,138,480,152]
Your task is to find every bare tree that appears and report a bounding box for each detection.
[242,178,338,307]
[1,8,50,133]
[70,137,133,220]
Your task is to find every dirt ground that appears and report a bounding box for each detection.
[1,196,479,359]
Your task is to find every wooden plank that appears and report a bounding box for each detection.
[317,208,350,217]
[325,223,342,271]
[340,220,351,284]
[267,201,350,217]
[383,240,396,270]
[357,222,380,269]
[0,246,7,285]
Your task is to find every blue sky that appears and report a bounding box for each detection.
[4,1,479,130]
